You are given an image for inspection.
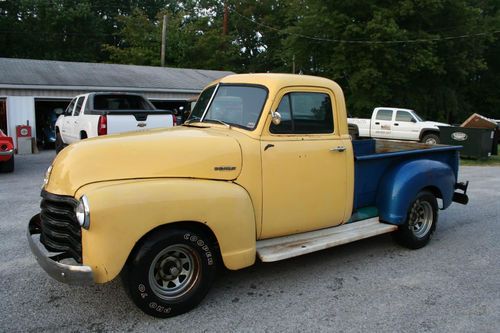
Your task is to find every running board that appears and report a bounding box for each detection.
[256,218,398,262]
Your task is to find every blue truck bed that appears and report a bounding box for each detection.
[352,139,463,224]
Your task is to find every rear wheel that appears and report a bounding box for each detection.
[421,133,440,145]
[393,191,438,249]
[122,228,218,318]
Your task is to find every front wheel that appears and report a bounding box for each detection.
[55,132,64,154]
[393,191,438,249]
[122,228,218,318]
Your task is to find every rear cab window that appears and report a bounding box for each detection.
[375,109,393,121]
[93,95,155,111]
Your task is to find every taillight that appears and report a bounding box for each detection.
[98,115,107,136]
[172,114,177,126]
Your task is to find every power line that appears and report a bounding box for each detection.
[230,8,500,44]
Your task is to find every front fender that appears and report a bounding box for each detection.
[377,159,455,224]
[75,179,256,283]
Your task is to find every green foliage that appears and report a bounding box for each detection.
[0,0,499,121]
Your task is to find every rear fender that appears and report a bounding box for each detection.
[376,159,455,225]
[75,179,256,283]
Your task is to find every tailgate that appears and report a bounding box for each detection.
[106,112,174,134]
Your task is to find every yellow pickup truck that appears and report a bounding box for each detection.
[28,74,468,317]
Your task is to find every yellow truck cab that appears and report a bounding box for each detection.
[28,74,468,318]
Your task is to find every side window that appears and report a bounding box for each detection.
[65,98,76,116]
[291,93,333,133]
[73,97,84,116]
[82,98,90,114]
[395,111,414,122]
[375,109,393,121]
[270,92,334,134]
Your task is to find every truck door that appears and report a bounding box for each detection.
[66,96,85,143]
[260,88,350,239]
[371,109,394,139]
[60,98,76,143]
[393,110,419,140]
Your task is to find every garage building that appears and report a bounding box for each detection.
[0,57,232,149]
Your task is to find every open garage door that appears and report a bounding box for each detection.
[35,98,70,150]
[150,99,191,124]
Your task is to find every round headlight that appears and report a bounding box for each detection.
[75,195,90,229]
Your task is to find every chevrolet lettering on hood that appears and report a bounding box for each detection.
[214,166,237,171]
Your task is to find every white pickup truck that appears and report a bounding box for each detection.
[55,93,176,153]
[348,107,449,144]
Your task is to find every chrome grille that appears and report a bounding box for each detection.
[39,191,82,263]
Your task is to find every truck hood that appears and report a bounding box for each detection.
[45,127,242,196]
[422,121,450,128]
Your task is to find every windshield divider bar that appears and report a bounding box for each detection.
[200,83,220,122]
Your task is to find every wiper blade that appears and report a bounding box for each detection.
[205,119,231,128]
[184,116,201,125]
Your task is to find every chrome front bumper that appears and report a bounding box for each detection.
[27,214,94,285]
[0,149,13,156]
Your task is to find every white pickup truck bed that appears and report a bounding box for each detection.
[55,93,175,152]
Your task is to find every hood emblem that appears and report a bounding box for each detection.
[137,122,147,128]
[214,166,236,171]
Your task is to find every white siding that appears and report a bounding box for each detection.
[6,96,35,145]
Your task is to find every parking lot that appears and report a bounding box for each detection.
[1,151,499,332]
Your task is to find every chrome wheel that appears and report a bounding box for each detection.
[408,199,433,238]
[425,137,437,144]
[148,244,201,300]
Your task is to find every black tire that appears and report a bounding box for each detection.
[421,133,440,145]
[0,155,14,173]
[393,191,438,249]
[122,228,218,318]
[55,132,64,154]
[80,132,87,140]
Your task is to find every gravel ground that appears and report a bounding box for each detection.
[0,151,499,333]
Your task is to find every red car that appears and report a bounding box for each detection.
[0,130,14,172]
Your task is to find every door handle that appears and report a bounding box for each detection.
[330,146,346,152]
[394,123,399,126]
[375,122,380,125]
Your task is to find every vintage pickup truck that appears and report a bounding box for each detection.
[28,74,468,318]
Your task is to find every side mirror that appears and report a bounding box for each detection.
[271,111,281,125]
[411,118,417,123]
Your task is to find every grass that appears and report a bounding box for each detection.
[460,145,500,166]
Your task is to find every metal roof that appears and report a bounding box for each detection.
[0,58,233,93]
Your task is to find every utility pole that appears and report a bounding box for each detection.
[161,15,167,67]
[223,3,229,35]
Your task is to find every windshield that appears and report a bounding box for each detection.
[413,111,424,121]
[187,84,268,130]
